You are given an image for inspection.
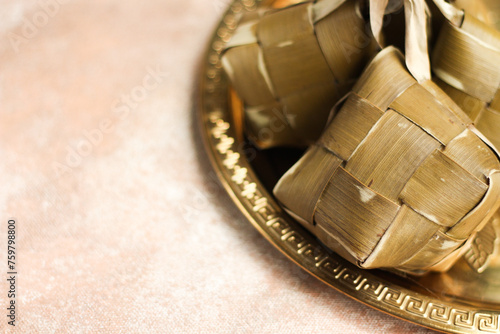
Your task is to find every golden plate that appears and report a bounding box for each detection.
[198,1,500,332]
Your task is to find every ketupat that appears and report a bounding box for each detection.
[274,46,500,274]
[221,0,378,148]
[430,0,500,152]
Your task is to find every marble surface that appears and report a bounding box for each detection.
[0,0,440,332]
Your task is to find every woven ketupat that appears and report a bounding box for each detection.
[274,47,500,273]
[431,8,500,151]
[221,0,378,148]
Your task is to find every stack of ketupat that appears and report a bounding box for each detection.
[222,0,500,275]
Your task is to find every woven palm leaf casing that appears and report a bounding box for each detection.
[431,11,500,151]
[221,0,378,148]
[427,0,497,28]
[452,0,495,26]
[274,47,500,273]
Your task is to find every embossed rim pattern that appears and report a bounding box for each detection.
[198,1,500,333]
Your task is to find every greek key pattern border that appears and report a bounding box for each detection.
[200,1,500,333]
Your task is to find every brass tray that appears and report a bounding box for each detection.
[198,1,500,332]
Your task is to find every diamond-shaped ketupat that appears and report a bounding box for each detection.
[274,47,500,274]
[221,0,379,148]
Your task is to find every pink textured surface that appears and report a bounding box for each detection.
[0,0,440,332]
